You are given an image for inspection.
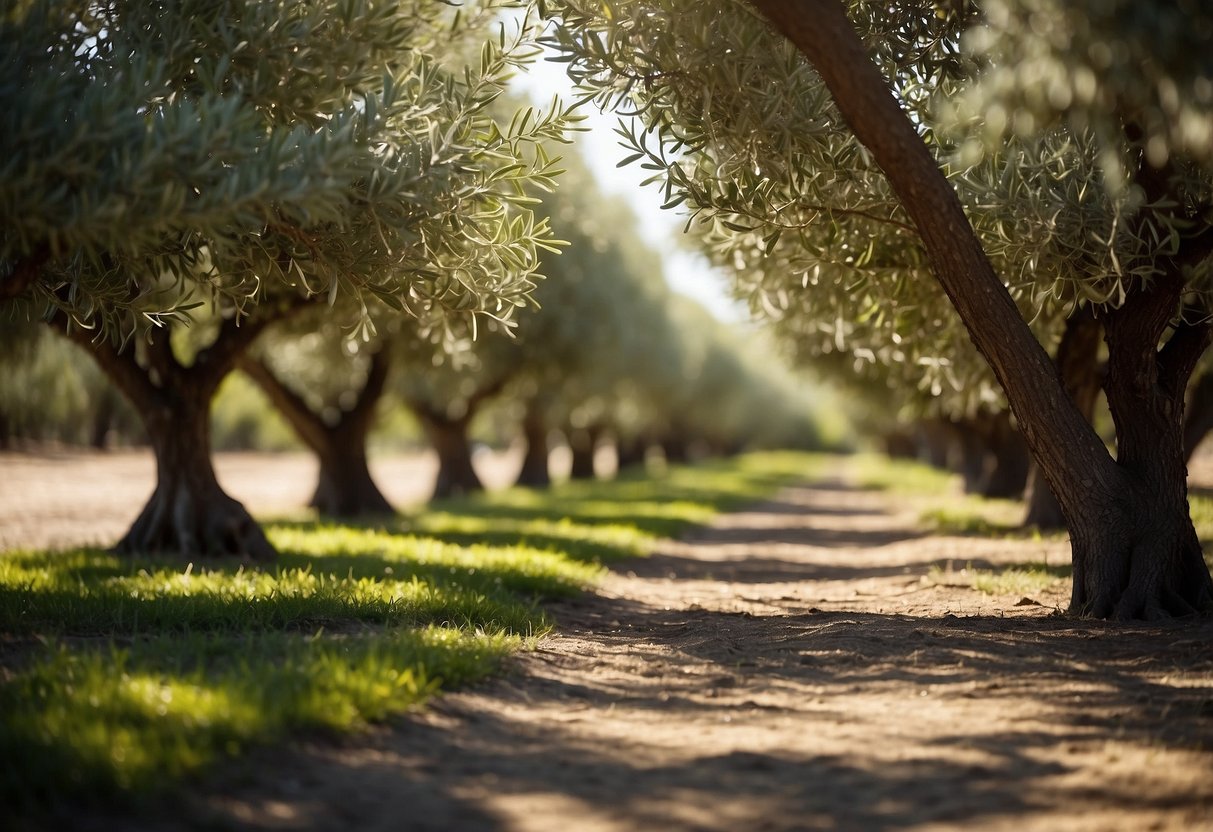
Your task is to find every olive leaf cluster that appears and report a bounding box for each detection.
[1,0,576,341]
[540,0,1213,419]
[947,0,1213,174]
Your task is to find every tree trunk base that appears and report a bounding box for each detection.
[1072,521,1213,620]
[115,485,275,561]
[310,458,395,519]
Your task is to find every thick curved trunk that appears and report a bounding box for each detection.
[516,402,551,487]
[240,352,394,518]
[567,424,602,481]
[751,0,1213,617]
[1078,279,1213,618]
[419,413,482,500]
[309,438,393,518]
[1025,309,1103,529]
[120,392,274,559]
[51,313,278,560]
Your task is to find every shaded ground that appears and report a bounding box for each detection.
[6,453,1213,830]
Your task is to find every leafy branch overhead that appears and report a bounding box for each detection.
[539,0,1213,416]
[1,0,581,342]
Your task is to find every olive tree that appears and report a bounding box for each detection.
[543,0,1213,618]
[0,0,571,558]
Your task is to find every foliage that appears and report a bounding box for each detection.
[540,0,1213,424]
[2,0,574,342]
[0,325,141,447]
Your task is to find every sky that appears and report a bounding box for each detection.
[512,52,747,323]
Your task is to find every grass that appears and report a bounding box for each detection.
[0,451,815,819]
[851,454,1070,540]
[926,560,1073,597]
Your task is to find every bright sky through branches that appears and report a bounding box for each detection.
[513,52,745,322]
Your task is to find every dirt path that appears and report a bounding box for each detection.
[0,448,522,552]
[162,462,1213,832]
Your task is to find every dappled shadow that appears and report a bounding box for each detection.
[679,522,922,549]
[67,462,1213,831]
[619,553,933,584]
[173,596,1213,831]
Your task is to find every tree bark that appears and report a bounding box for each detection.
[973,411,1029,499]
[417,412,482,500]
[883,430,918,459]
[88,388,119,450]
[51,319,276,560]
[662,433,690,464]
[750,0,1213,617]
[516,400,551,487]
[1076,275,1213,618]
[1024,308,1103,529]
[615,434,649,472]
[239,350,394,518]
[567,424,602,481]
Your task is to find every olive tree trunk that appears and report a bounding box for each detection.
[567,423,603,481]
[980,414,1030,499]
[753,0,1213,618]
[915,419,954,470]
[239,350,394,518]
[51,314,278,560]
[615,434,649,472]
[1024,308,1103,529]
[515,399,551,487]
[416,411,482,500]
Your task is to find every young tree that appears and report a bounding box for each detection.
[544,0,1213,617]
[1,0,570,558]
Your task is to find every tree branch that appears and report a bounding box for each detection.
[193,295,312,389]
[237,355,332,455]
[747,0,1119,514]
[46,314,159,410]
[1158,304,1213,400]
[466,369,513,412]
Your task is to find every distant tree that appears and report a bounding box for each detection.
[393,325,518,499]
[1,0,571,558]
[238,312,396,518]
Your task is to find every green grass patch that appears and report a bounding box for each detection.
[926,560,1072,596]
[851,454,1071,541]
[850,453,959,495]
[0,627,512,813]
[0,451,816,819]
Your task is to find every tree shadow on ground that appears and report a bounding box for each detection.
[178,595,1213,832]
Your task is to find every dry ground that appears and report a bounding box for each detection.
[3,450,1213,831]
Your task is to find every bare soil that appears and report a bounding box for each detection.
[4,451,1213,831]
